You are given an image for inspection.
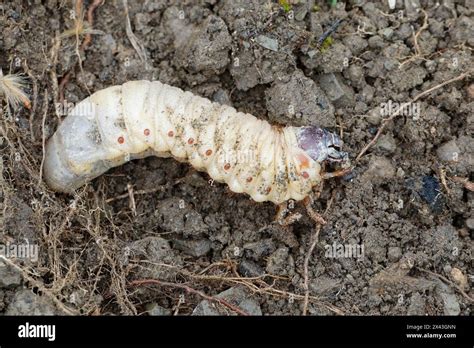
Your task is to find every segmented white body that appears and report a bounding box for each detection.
[44,80,325,204]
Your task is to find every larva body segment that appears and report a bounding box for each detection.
[44,80,349,204]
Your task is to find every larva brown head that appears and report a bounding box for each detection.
[296,127,350,167]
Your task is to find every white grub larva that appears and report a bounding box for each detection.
[44,80,350,204]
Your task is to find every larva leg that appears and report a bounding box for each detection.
[303,196,327,225]
[276,201,288,225]
[302,178,328,225]
[321,167,352,180]
[275,201,302,226]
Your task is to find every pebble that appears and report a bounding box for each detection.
[0,261,22,288]
[192,286,261,315]
[213,89,232,106]
[238,259,265,277]
[310,276,341,296]
[6,289,58,315]
[404,0,421,19]
[361,85,375,103]
[265,247,293,276]
[380,28,394,40]
[365,156,396,180]
[345,65,364,85]
[450,268,468,290]
[435,280,460,315]
[255,35,279,52]
[436,140,460,162]
[366,107,382,125]
[342,35,368,55]
[465,217,474,230]
[407,292,426,315]
[243,238,276,260]
[375,134,397,153]
[397,23,413,40]
[467,84,474,99]
[387,246,402,262]
[172,239,211,257]
[368,35,385,49]
[294,5,307,21]
[383,59,398,71]
[425,60,437,73]
[316,73,355,108]
[146,302,171,316]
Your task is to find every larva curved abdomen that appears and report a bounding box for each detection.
[44,80,349,204]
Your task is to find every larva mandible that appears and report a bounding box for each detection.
[44,80,350,204]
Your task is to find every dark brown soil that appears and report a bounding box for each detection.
[0,0,472,316]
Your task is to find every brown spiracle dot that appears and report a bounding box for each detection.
[302,171,309,179]
[187,138,194,145]
[246,177,253,183]
[144,129,151,136]
[205,149,213,156]
[117,136,125,144]
[167,130,174,137]
[265,187,272,194]
[224,163,231,170]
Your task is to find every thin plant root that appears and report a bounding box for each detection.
[302,191,336,315]
[122,0,149,69]
[451,176,474,192]
[134,259,345,315]
[418,268,474,303]
[23,60,38,141]
[398,9,429,68]
[129,278,249,316]
[0,256,78,315]
[58,0,103,102]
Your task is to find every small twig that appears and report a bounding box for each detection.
[81,0,103,51]
[413,10,428,55]
[413,71,472,102]
[399,9,429,68]
[173,297,183,316]
[122,0,149,69]
[58,0,103,102]
[451,176,474,192]
[438,167,450,195]
[135,260,345,315]
[58,71,71,104]
[23,60,38,142]
[302,227,322,316]
[356,70,473,161]
[49,35,62,118]
[418,268,473,303]
[127,183,136,216]
[75,0,102,97]
[38,89,49,187]
[129,279,249,316]
[105,186,165,203]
